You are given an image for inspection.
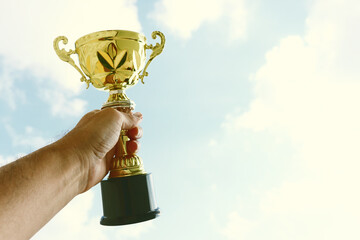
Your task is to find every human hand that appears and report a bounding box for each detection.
[55,108,143,193]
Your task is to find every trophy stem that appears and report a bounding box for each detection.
[108,129,145,178]
[101,93,145,178]
[102,89,135,109]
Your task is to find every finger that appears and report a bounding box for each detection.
[127,126,143,140]
[133,112,143,118]
[120,112,143,130]
[126,140,140,154]
[94,108,142,131]
[105,146,116,171]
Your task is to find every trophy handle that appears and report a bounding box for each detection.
[139,31,165,84]
[53,36,91,88]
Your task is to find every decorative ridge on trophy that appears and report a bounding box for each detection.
[53,29,165,226]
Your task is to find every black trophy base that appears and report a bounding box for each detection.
[100,173,160,226]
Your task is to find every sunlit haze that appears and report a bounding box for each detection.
[1,0,360,239]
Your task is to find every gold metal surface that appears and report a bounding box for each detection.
[53,30,165,178]
[139,31,165,84]
[109,130,145,178]
[53,36,91,88]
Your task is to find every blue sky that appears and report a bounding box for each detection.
[1,0,360,239]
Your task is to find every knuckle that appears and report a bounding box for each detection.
[102,107,123,121]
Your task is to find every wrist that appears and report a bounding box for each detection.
[49,138,88,195]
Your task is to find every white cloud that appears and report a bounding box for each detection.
[0,0,142,115]
[218,0,360,239]
[42,89,87,117]
[33,188,154,240]
[33,190,108,240]
[151,0,248,40]
[0,154,24,167]
[5,124,49,151]
[221,212,254,240]
[115,220,154,238]
[226,0,248,41]
[0,66,26,110]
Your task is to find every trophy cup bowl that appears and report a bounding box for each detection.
[54,30,165,225]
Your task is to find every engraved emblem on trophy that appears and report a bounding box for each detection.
[53,30,165,225]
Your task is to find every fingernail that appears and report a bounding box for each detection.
[133,112,143,119]
[135,127,142,138]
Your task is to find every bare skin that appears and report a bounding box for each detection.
[0,108,143,240]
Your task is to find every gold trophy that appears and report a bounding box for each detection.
[53,30,165,225]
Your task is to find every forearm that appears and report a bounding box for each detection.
[0,109,141,239]
[0,142,85,240]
